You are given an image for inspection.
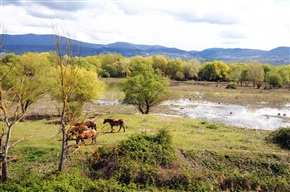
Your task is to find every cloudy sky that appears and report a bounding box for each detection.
[1,0,290,51]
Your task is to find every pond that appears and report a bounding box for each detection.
[161,99,290,130]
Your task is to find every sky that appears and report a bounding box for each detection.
[1,0,290,51]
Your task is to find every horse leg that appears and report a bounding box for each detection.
[110,125,114,133]
[92,136,96,144]
[122,125,126,132]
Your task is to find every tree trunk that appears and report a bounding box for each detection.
[145,104,150,114]
[1,125,12,181]
[58,104,68,172]
[138,103,145,114]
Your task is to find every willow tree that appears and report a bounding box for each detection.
[2,52,50,118]
[198,60,229,81]
[0,58,24,181]
[0,46,53,181]
[51,30,105,171]
[246,61,264,88]
[122,61,170,114]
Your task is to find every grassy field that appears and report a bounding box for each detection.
[1,79,290,191]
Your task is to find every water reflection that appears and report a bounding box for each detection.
[162,99,290,130]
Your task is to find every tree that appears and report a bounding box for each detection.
[152,55,168,76]
[85,55,102,75]
[276,65,290,86]
[165,59,185,79]
[51,25,105,172]
[267,71,283,88]
[103,64,118,77]
[183,58,200,80]
[1,52,50,118]
[122,62,170,114]
[115,58,130,77]
[198,61,229,81]
[0,35,37,181]
[0,78,26,181]
[73,56,93,71]
[228,63,243,83]
[129,56,153,75]
[48,66,105,120]
[246,61,264,88]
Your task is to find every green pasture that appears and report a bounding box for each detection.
[1,79,289,191]
[6,113,288,179]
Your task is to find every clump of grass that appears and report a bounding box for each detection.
[267,127,290,150]
[206,124,219,130]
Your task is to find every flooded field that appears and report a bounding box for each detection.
[29,79,290,130]
[161,99,290,130]
[90,97,290,130]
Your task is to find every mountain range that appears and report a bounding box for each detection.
[1,34,289,65]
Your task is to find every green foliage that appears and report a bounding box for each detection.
[206,124,219,130]
[165,59,185,79]
[152,55,168,76]
[1,52,51,115]
[199,60,229,81]
[246,61,265,88]
[48,66,105,111]
[268,127,290,150]
[266,70,283,88]
[228,63,245,83]
[183,58,200,80]
[103,64,118,77]
[101,71,110,78]
[226,81,237,89]
[89,129,178,189]
[182,150,290,191]
[122,63,171,114]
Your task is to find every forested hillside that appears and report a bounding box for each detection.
[3,34,290,65]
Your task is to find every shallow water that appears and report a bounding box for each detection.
[95,98,290,130]
[162,99,290,130]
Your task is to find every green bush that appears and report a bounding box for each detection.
[101,71,110,78]
[226,82,237,89]
[206,124,219,130]
[268,127,290,150]
[89,129,179,189]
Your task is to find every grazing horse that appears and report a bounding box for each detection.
[67,124,89,139]
[75,120,97,130]
[103,118,125,133]
[76,129,97,145]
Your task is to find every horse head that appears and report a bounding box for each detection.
[103,119,108,124]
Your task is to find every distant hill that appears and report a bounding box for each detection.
[2,34,289,65]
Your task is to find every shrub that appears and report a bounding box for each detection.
[206,124,219,130]
[226,82,237,89]
[89,129,177,189]
[268,127,290,150]
[101,71,110,78]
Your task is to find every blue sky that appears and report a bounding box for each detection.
[1,0,290,51]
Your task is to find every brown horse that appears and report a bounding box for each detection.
[76,129,97,145]
[103,118,125,132]
[67,124,89,139]
[75,120,97,130]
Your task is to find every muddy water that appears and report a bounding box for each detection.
[161,99,290,130]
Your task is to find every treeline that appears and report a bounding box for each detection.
[1,52,290,89]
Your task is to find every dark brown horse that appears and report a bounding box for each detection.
[76,129,97,145]
[75,120,97,130]
[103,118,125,132]
[67,124,89,139]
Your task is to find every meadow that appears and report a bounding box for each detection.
[1,79,289,191]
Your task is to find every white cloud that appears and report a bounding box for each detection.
[1,0,290,51]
